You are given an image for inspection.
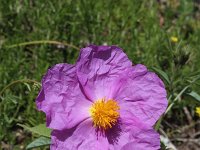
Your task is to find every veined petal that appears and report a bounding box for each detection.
[36,64,92,130]
[121,118,160,150]
[50,119,109,150]
[117,64,168,126]
[76,45,132,101]
[121,128,160,150]
[108,117,160,150]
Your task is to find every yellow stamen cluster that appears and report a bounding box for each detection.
[90,98,120,130]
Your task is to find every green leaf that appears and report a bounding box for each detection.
[26,136,51,149]
[17,123,51,138]
[151,67,170,85]
[187,91,200,102]
[24,83,31,91]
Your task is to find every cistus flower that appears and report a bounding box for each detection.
[36,45,168,150]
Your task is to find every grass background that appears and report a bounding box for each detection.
[0,0,200,149]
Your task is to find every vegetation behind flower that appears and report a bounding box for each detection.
[0,0,200,149]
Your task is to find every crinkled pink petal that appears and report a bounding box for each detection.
[36,64,92,130]
[107,115,160,150]
[116,64,168,126]
[120,127,160,150]
[50,119,109,150]
[106,122,130,150]
[120,118,160,150]
[76,45,132,101]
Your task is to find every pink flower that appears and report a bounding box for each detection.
[36,45,168,150]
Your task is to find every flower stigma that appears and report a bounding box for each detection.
[90,98,120,130]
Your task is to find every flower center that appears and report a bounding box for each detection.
[90,98,120,130]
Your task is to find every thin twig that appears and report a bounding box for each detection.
[0,79,41,96]
[6,40,80,50]
[183,107,193,125]
[171,138,200,143]
[165,85,190,115]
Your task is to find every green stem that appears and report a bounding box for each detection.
[6,40,79,50]
[155,116,163,131]
[165,85,190,115]
[0,79,41,96]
